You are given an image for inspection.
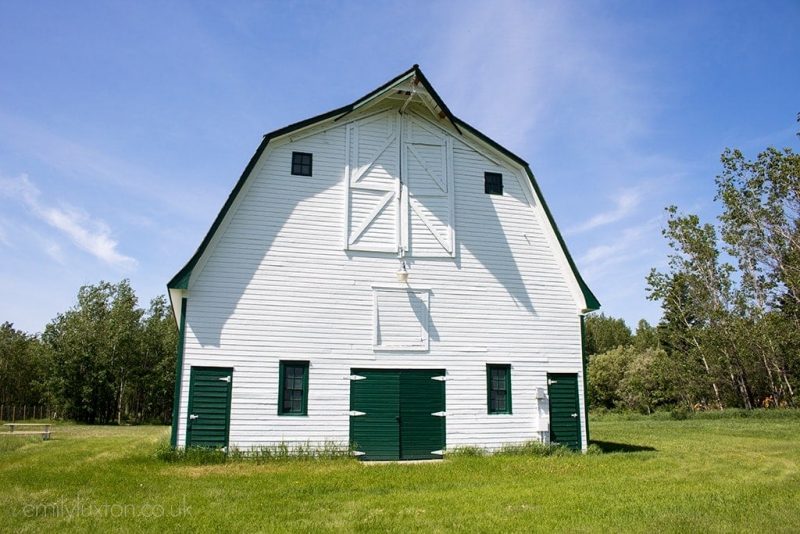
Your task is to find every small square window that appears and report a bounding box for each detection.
[487,364,512,414]
[291,152,313,176]
[484,172,503,195]
[279,361,309,415]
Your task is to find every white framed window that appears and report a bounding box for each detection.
[372,286,430,351]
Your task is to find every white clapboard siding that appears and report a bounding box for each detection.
[175,106,588,452]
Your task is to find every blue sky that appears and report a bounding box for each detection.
[1,1,798,333]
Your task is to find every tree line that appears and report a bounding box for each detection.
[0,280,177,424]
[588,124,799,413]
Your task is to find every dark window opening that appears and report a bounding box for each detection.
[487,364,512,414]
[279,361,309,415]
[291,152,313,176]
[484,172,503,195]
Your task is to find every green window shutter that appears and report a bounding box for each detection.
[278,361,309,416]
[487,364,512,414]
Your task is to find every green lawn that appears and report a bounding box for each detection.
[1,413,799,533]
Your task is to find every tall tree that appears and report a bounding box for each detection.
[0,322,50,407]
[43,280,143,423]
[585,313,632,356]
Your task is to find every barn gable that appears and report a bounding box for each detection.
[167,65,599,317]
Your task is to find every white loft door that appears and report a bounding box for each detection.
[345,111,454,257]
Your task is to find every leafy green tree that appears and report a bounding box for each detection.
[43,280,143,423]
[647,119,800,409]
[587,347,630,409]
[585,313,632,356]
[617,347,676,414]
[131,296,177,423]
[632,319,659,351]
[0,322,50,407]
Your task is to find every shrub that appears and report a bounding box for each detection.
[446,446,486,457]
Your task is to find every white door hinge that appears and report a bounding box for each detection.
[219,376,231,383]
[349,374,366,381]
[431,375,448,381]
[349,410,366,417]
[431,411,447,417]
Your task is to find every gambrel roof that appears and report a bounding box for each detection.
[167,65,600,312]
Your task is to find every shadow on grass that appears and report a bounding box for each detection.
[590,440,656,453]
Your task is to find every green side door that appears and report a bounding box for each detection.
[547,372,582,450]
[186,366,233,449]
[350,369,445,460]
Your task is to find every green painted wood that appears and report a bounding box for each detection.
[350,370,400,460]
[350,369,446,461]
[547,373,581,450]
[399,369,445,460]
[169,297,187,447]
[486,364,512,414]
[278,361,309,416]
[186,367,233,449]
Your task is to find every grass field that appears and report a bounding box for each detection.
[1,413,799,533]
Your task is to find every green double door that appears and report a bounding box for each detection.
[186,367,233,449]
[350,369,445,460]
[547,372,582,450]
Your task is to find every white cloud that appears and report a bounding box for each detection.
[567,189,641,234]
[0,174,137,269]
[578,216,662,280]
[0,109,220,223]
[431,1,651,154]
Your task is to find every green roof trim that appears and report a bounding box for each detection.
[166,65,600,312]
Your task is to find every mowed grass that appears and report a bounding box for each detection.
[1,414,799,533]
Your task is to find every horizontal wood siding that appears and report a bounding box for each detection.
[176,109,587,452]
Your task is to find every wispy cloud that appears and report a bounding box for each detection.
[431,1,651,154]
[0,109,220,223]
[578,216,663,279]
[567,189,641,234]
[0,174,137,269]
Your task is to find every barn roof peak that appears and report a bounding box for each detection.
[167,65,600,314]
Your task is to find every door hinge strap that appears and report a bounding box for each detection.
[431,411,447,417]
[348,374,366,381]
[349,410,366,417]
[219,376,231,383]
[432,375,448,381]
[352,451,366,456]
[431,450,444,456]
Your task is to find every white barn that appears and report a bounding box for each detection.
[167,65,600,459]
